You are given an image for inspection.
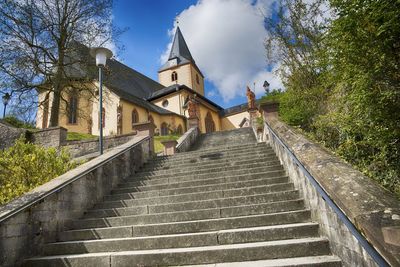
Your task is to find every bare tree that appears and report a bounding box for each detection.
[0,0,119,126]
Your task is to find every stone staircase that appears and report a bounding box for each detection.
[24,128,341,266]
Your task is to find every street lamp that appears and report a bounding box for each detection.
[2,92,11,118]
[263,80,270,94]
[90,47,113,155]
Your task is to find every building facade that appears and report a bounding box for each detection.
[36,27,251,135]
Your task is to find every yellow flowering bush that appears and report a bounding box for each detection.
[0,138,78,205]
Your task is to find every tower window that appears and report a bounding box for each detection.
[171,71,178,82]
[68,94,78,124]
[196,74,200,84]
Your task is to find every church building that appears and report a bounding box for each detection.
[36,27,254,136]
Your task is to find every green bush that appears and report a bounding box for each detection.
[2,116,35,129]
[0,138,78,205]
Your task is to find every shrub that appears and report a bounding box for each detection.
[2,116,35,129]
[0,138,78,205]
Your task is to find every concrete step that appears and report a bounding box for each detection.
[178,256,342,267]
[128,164,284,183]
[145,152,278,170]
[86,196,303,219]
[141,157,280,172]
[44,223,320,255]
[59,210,312,241]
[172,142,270,157]
[118,173,289,192]
[73,199,305,230]
[138,159,279,176]
[111,180,294,199]
[25,238,330,267]
[96,188,300,210]
[151,150,276,166]
[104,181,293,203]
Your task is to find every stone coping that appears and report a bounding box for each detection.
[176,127,198,151]
[0,135,149,223]
[30,126,67,133]
[64,132,136,145]
[265,113,400,266]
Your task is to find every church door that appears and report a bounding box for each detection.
[205,112,215,133]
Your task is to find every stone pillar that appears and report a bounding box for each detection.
[132,121,155,155]
[248,108,258,127]
[161,140,178,156]
[188,117,200,129]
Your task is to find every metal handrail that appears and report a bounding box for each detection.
[264,121,389,267]
[0,136,150,224]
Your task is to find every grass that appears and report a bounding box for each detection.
[67,132,97,141]
[154,135,181,153]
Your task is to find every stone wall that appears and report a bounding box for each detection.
[29,127,68,148]
[262,112,399,267]
[63,133,136,158]
[0,121,27,149]
[176,126,200,153]
[0,135,151,267]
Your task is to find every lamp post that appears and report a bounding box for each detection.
[263,80,270,94]
[2,92,11,118]
[90,47,113,155]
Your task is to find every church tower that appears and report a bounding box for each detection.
[158,27,205,96]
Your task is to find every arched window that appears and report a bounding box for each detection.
[205,112,215,133]
[161,122,169,136]
[196,74,200,84]
[171,71,178,82]
[42,94,49,128]
[68,94,78,124]
[177,124,183,135]
[131,109,139,127]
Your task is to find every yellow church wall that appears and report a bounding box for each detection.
[197,104,221,133]
[221,111,249,130]
[119,99,149,135]
[36,91,52,129]
[189,65,204,96]
[90,85,120,136]
[158,64,192,89]
[152,92,183,116]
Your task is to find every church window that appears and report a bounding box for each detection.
[162,100,169,107]
[196,74,200,84]
[131,109,139,127]
[161,122,169,136]
[205,112,216,133]
[42,94,49,128]
[68,94,78,124]
[171,71,178,82]
[177,125,183,135]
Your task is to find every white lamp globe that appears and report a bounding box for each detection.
[90,47,113,67]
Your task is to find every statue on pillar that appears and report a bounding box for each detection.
[188,96,198,119]
[246,86,256,110]
[117,105,123,134]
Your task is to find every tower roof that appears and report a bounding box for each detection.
[159,27,203,77]
[168,27,194,62]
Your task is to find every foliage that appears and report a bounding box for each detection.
[67,132,96,141]
[2,116,35,129]
[0,0,120,127]
[260,89,285,104]
[267,0,400,197]
[0,138,78,205]
[154,135,181,154]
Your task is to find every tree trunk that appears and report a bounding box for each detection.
[49,50,65,127]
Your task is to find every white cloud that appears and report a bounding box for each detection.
[160,0,282,103]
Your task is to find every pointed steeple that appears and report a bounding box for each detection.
[168,27,194,62]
